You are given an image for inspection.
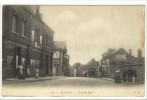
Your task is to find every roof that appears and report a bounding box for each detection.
[23,6,38,15]
[54,41,67,50]
[23,6,54,34]
[103,48,134,59]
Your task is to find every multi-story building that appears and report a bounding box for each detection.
[2,5,54,78]
[52,41,70,76]
[98,48,145,82]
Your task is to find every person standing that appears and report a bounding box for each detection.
[115,67,121,83]
[35,67,39,79]
[16,65,19,78]
[128,67,133,82]
[122,69,127,82]
[27,67,30,78]
[17,64,25,79]
[132,68,137,84]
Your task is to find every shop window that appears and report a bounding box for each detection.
[7,56,13,68]
[31,59,40,68]
[21,58,26,66]
[31,59,35,68]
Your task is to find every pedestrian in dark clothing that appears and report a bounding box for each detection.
[132,68,137,83]
[128,67,133,82]
[122,69,127,82]
[16,66,19,78]
[27,66,30,78]
[115,67,121,83]
[17,65,25,80]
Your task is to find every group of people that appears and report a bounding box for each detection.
[115,67,137,84]
[16,64,39,80]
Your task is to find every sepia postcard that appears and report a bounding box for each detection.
[1,3,146,99]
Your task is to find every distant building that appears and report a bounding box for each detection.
[84,59,98,78]
[72,59,99,78]
[98,48,145,82]
[2,5,54,78]
[53,41,70,76]
[69,67,77,77]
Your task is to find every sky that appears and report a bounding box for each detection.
[40,6,145,66]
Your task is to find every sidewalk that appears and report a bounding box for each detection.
[101,78,114,81]
[3,76,67,82]
[101,77,144,84]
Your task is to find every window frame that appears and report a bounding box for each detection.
[7,56,13,68]
[35,29,40,47]
[12,15,17,33]
[45,34,48,46]
[21,20,26,37]
[40,35,42,45]
[31,30,35,42]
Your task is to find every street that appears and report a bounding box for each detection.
[2,77,144,97]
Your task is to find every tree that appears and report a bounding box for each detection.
[72,62,81,68]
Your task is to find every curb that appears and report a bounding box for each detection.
[3,76,67,82]
[101,78,144,84]
[101,78,114,81]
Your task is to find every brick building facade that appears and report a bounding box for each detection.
[98,48,145,82]
[2,5,54,78]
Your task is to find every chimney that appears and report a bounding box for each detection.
[108,48,115,53]
[35,6,40,14]
[138,48,142,58]
[129,49,132,55]
[35,6,42,20]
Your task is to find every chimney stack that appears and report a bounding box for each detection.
[138,48,142,58]
[138,48,142,63]
[129,49,132,55]
[35,6,42,20]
